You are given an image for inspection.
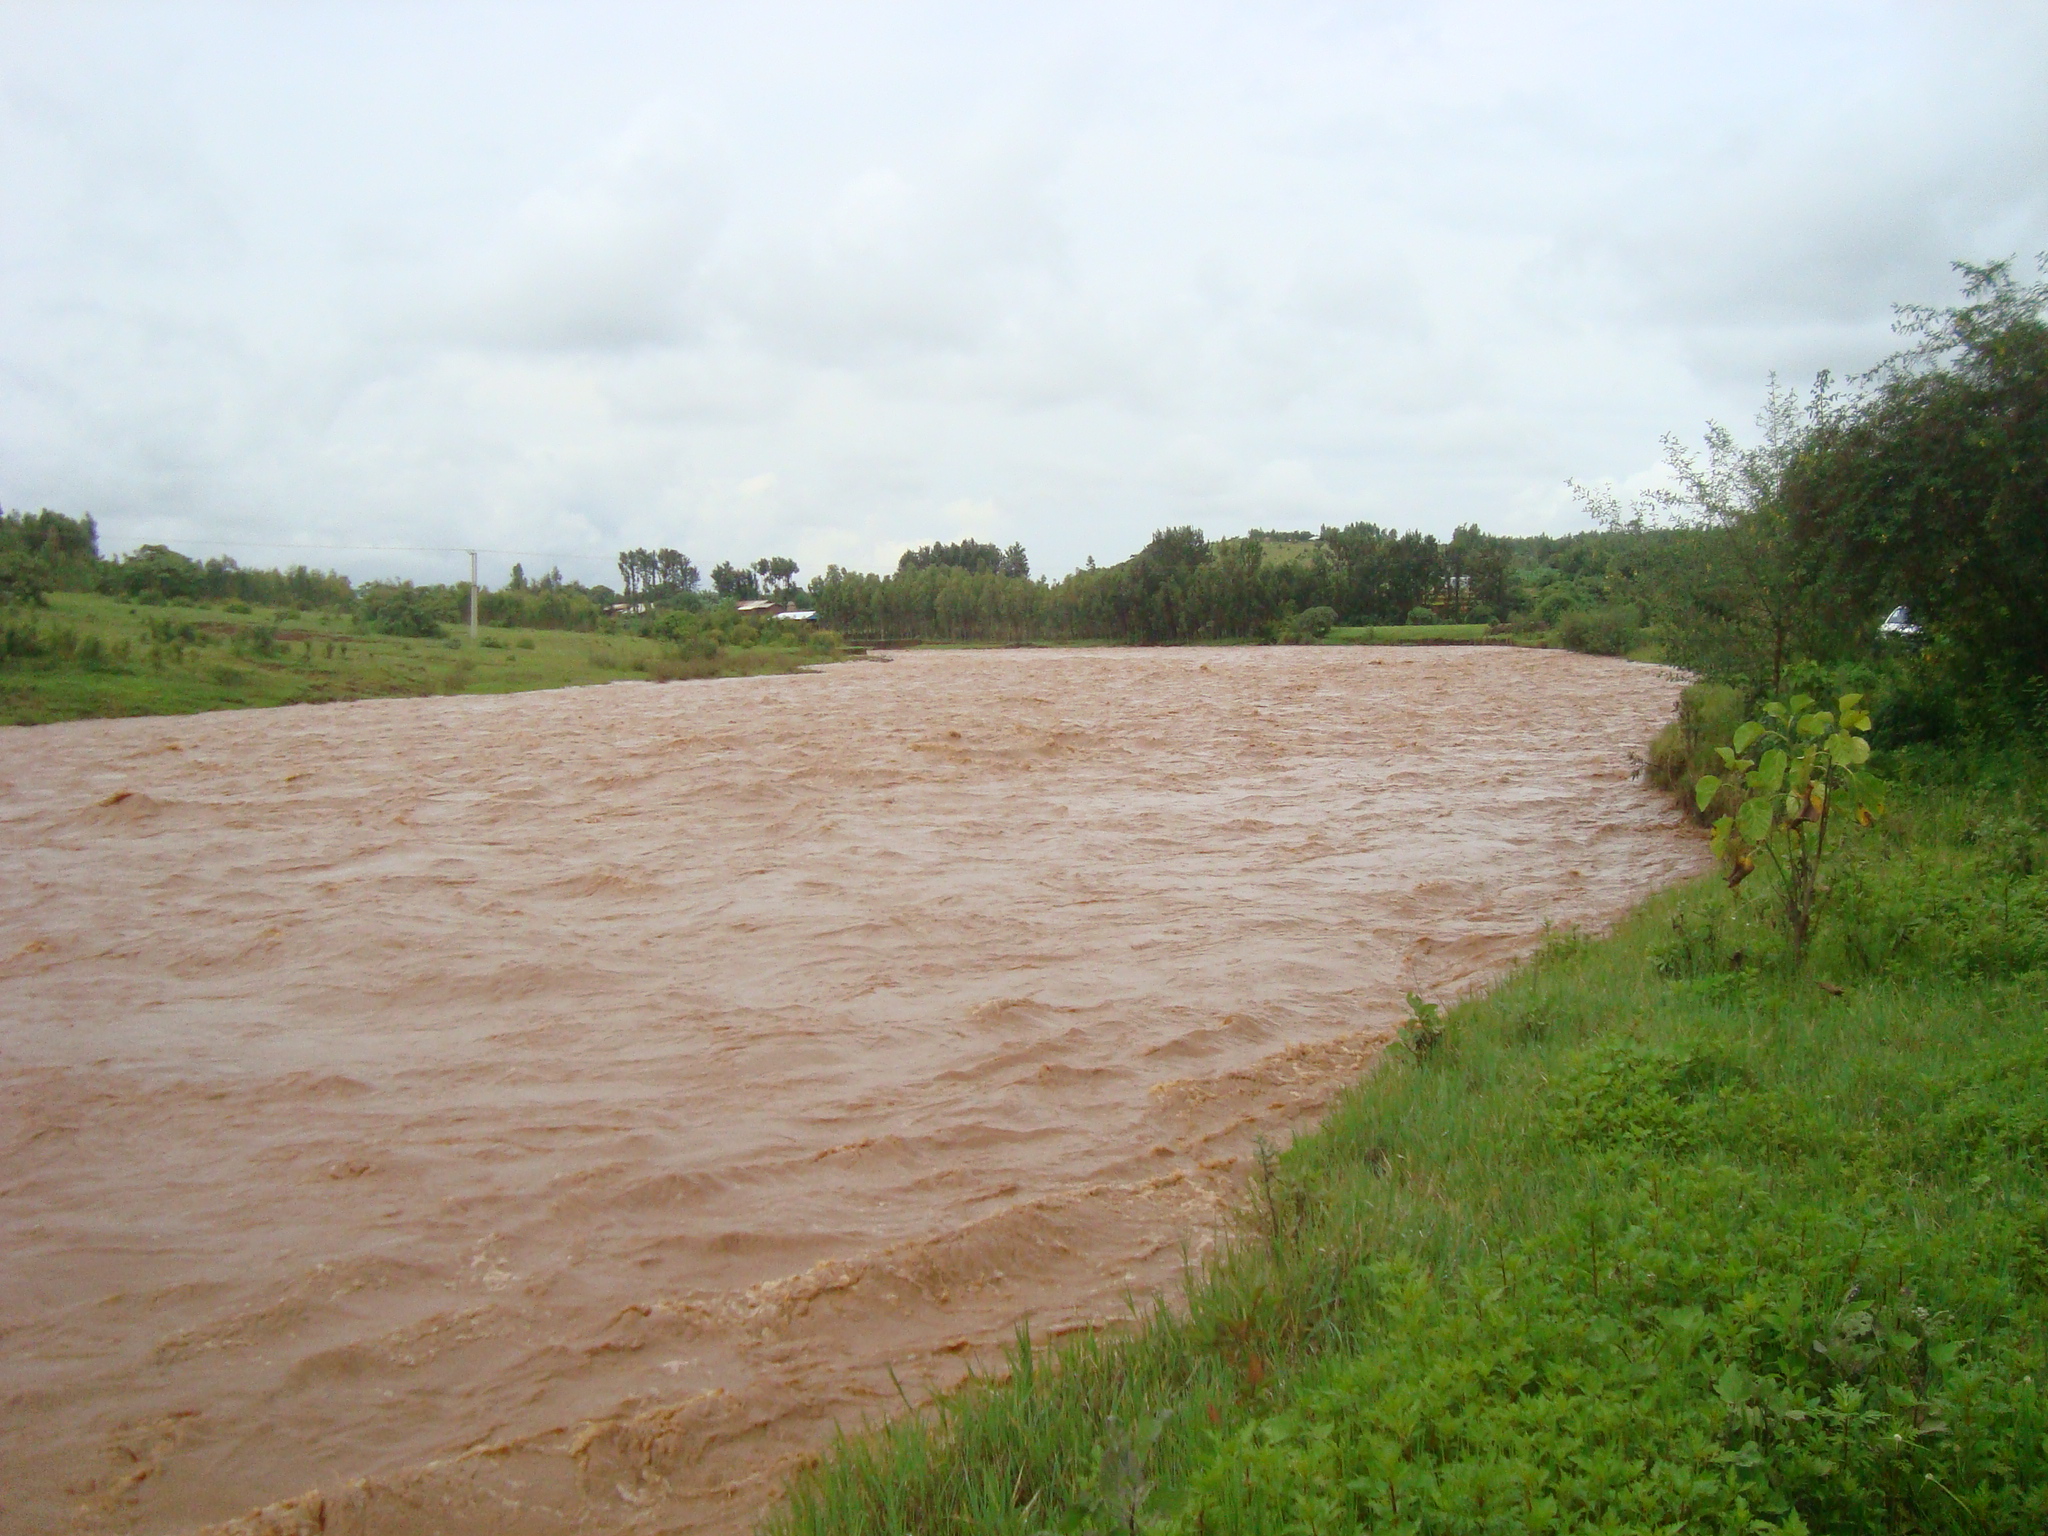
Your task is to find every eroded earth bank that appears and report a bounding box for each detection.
[0,647,1704,1536]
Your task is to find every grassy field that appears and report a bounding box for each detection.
[773,741,2048,1534]
[0,592,837,726]
[1326,622,1500,644]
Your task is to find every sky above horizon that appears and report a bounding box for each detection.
[3,3,2045,590]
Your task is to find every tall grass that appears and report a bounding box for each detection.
[771,746,2048,1534]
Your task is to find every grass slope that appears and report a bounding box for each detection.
[1,592,838,726]
[774,746,2048,1535]
[1326,624,1500,644]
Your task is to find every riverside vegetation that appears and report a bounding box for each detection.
[0,579,841,727]
[768,261,2048,1533]
[21,266,2037,724]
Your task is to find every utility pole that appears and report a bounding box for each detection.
[468,549,479,643]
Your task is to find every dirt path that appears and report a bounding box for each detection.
[0,646,1704,1536]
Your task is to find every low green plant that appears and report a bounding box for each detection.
[1557,605,1640,656]
[1285,606,1337,643]
[232,623,280,659]
[1646,682,1744,820]
[1694,693,1884,959]
[1395,992,1445,1058]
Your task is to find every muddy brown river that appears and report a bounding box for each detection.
[0,646,1704,1535]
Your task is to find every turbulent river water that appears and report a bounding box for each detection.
[0,646,1704,1536]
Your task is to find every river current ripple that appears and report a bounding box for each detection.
[0,646,1704,1535]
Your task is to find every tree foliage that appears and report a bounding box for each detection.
[1787,259,2048,683]
[810,523,1509,643]
[897,539,1029,579]
[617,548,700,605]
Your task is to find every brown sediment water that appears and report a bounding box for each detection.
[0,646,1704,1536]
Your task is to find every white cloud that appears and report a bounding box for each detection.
[1,1,2044,589]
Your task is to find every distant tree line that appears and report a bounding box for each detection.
[807,523,1516,643]
[1,515,361,612]
[897,539,1030,579]
[22,257,2033,706]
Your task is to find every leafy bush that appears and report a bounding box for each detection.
[1646,682,1745,820]
[1396,993,1446,1058]
[232,624,280,658]
[0,547,52,607]
[2,619,45,659]
[1405,606,1435,625]
[356,582,449,638]
[1695,693,1882,958]
[1558,605,1640,656]
[1285,606,1337,643]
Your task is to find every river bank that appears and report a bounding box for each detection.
[777,737,2048,1534]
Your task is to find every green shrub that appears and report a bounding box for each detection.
[232,624,280,659]
[356,581,450,637]
[1558,605,1639,655]
[1,619,44,659]
[1406,606,1435,625]
[1646,682,1746,820]
[1285,606,1337,643]
[1694,693,1883,959]
[0,547,52,607]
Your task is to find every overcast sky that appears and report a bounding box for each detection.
[3,3,2044,589]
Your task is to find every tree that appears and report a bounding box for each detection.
[1,509,99,588]
[617,549,650,603]
[1785,259,2048,683]
[1444,524,1511,620]
[656,549,699,596]
[616,548,699,604]
[711,561,760,599]
[898,539,1006,575]
[1580,377,1834,693]
[103,544,207,601]
[0,547,51,606]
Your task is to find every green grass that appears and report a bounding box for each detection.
[0,592,841,726]
[1254,538,1323,569]
[1327,623,1499,644]
[771,744,2048,1535]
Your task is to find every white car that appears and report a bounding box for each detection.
[1879,606,1921,637]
